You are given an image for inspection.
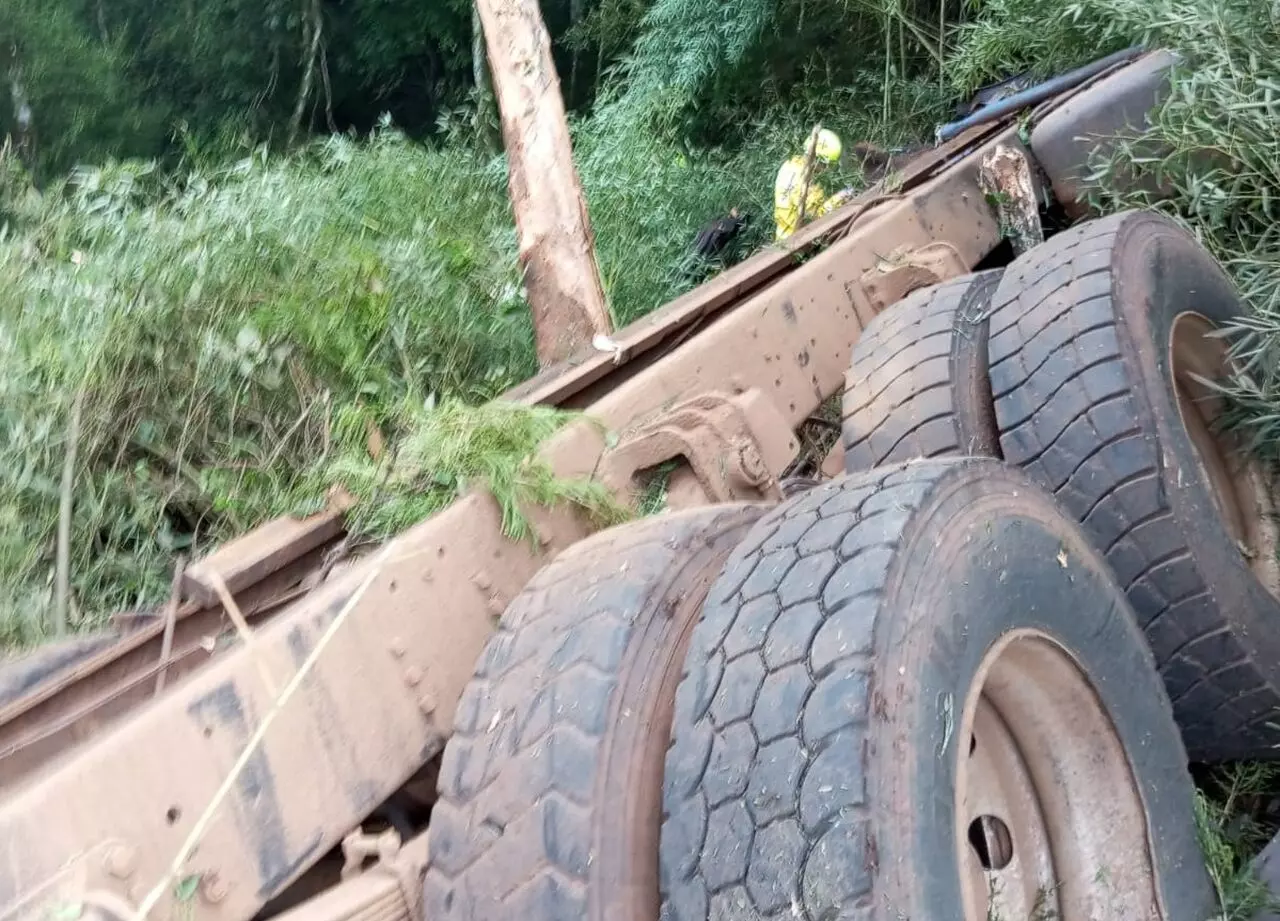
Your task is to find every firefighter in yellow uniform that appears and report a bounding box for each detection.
[774,128,848,241]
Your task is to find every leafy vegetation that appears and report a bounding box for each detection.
[0,0,972,644]
[950,0,1280,460]
[2,0,955,177]
[1194,764,1280,920]
[0,112,868,645]
[0,133,522,643]
[3,0,1280,679]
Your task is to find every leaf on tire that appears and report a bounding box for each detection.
[175,874,200,902]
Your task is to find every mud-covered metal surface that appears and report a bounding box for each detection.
[0,534,337,789]
[0,495,560,921]
[503,117,1010,411]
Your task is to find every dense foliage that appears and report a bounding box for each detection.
[3,0,959,177]
[952,0,1280,457]
[3,0,1280,653]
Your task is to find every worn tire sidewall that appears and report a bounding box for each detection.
[1109,213,1280,679]
[590,506,764,921]
[867,468,1213,919]
[842,270,1003,474]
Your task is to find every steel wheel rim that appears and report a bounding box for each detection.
[955,629,1161,921]
[1170,311,1280,597]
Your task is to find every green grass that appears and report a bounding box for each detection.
[1193,764,1280,921]
[0,132,537,646]
[12,0,1280,659]
[0,101,897,648]
[315,399,632,544]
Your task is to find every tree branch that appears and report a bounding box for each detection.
[288,0,325,146]
[54,386,86,637]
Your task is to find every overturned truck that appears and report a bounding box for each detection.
[3,46,1273,921]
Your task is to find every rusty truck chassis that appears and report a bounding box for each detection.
[0,50,1174,921]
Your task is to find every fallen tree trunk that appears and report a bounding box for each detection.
[475,0,612,366]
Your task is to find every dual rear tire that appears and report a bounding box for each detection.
[426,209,1237,921]
[843,210,1280,761]
[424,506,764,921]
[660,460,1215,921]
[427,458,1217,921]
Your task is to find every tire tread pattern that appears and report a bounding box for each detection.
[426,507,757,921]
[987,211,1270,758]
[661,464,947,921]
[842,270,1002,473]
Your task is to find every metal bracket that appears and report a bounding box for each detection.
[849,242,969,317]
[340,828,402,881]
[1,842,135,921]
[264,830,429,921]
[600,389,799,504]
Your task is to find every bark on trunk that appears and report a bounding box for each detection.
[8,61,33,167]
[288,0,325,146]
[979,144,1044,257]
[472,4,491,98]
[474,0,612,367]
[471,3,499,152]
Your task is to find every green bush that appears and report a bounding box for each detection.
[0,130,533,645]
[953,0,1280,454]
[36,0,1280,649]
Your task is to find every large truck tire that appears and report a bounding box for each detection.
[841,270,1003,473]
[987,209,1280,760]
[660,459,1215,921]
[423,504,764,921]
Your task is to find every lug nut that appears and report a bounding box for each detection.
[201,873,229,904]
[103,845,137,879]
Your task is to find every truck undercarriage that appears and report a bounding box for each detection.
[6,47,1244,921]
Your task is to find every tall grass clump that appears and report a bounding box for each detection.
[1192,763,1280,920]
[0,129,540,646]
[318,399,631,542]
[954,0,1280,453]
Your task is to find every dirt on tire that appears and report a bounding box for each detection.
[841,269,1003,473]
[987,208,1280,760]
[659,458,1214,921]
[423,504,764,921]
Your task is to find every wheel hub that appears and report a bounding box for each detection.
[956,630,1163,920]
[1170,311,1280,597]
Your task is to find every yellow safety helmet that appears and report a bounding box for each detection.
[813,129,842,164]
